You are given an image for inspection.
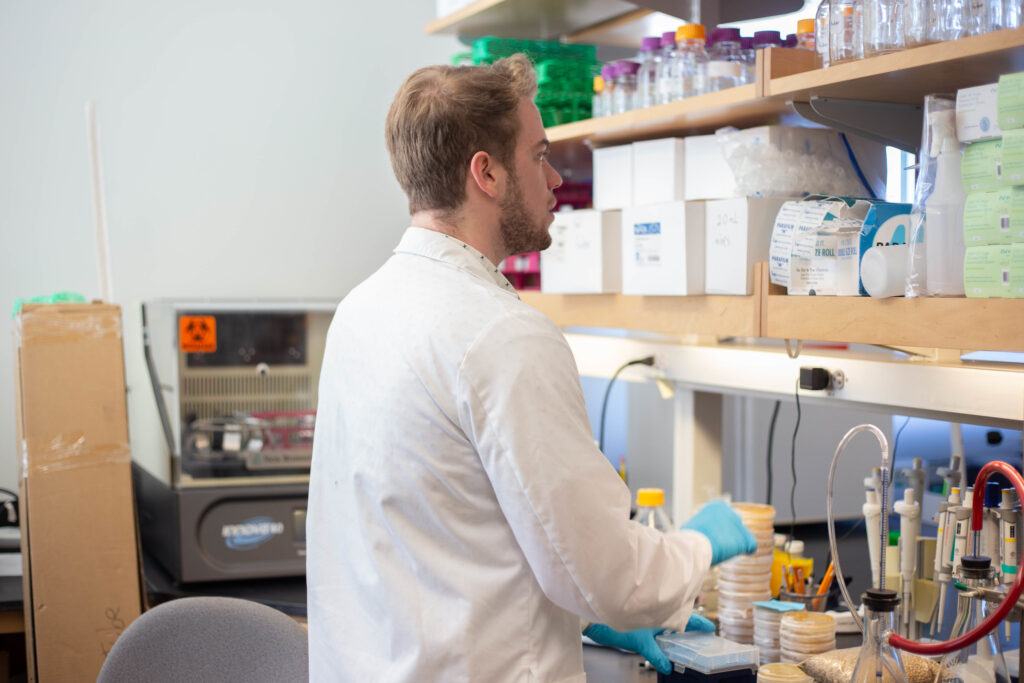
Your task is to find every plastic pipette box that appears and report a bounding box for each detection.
[655,631,758,682]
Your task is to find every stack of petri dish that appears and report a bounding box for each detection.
[753,600,804,664]
[778,611,836,664]
[756,662,813,682]
[717,503,775,644]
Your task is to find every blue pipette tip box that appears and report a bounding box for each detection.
[655,631,758,682]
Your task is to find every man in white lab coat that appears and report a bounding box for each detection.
[306,54,757,682]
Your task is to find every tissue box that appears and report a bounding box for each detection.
[541,210,622,293]
[964,244,1011,297]
[963,188,1024,245]
[621,201,705,295]
[704,197,791,295]
[633,138,686,206]
[683,135,737,201]
[594,144,633,210]
[957,83,1001,142]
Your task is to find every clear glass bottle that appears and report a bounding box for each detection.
[830,0,864,64]
[707,27,745,92]
[673,23,708,99]
[796,19,817,49]
[655,31,678,104]
[850,589,909,682]
[816,0,831,66]
[939,0,969,39]
[1005,0,1023,29]
[612,60,639,115]
[937,556,1010,683]
[740,37,756,84]
[592,75,605,118]
[905,0,943,46]
[632,488,673,532]
[599,64,616,117]
[863,0,906,55]
[637,36,662,109]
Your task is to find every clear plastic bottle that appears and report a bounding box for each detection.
[849,589,909,682]
[612,60,639,115]
[863,0,906,55]
[796,19,817,49]
[1005,0,1024,29]
[632,488,673,532]
[637,36,662,109]
[707,28,745,92]
[741,37,756,84]
[937,556,1010,682]
[830,0,863,64]
[939,0,969,39]
[673,23,708,99]
[592,75,605,118]
[925,137,966,296]
[655,31,678,104]
[815,0,831,67]
[965,0,994,35]
[599,64,616,117]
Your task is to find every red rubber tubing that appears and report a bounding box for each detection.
[888,460,1024,656]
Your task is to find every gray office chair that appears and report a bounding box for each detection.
[96,596,308,683]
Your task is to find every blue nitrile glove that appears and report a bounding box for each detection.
[583,615,714,675]
[680,499,758,566]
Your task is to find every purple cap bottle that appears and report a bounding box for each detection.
[785,33,797,47]
[752,30,782,48]
[710,27,742,44]
[642,36,662,52]
[614,60,640,76]
[661,31,677,47]
[601,64,616,81]
[741,37,754,51]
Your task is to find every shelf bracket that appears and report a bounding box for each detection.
[792,98,923,153]
[630,0,803,25]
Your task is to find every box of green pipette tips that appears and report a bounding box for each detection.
[998,72,1024,131]
[654,631,758,681]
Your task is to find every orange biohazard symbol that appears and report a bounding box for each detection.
[179,316,217,353]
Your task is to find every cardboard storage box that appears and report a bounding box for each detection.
[632,138,686,206]
[683,135,737,201]
[957,82,1002,143]
[541,209,622,293]
[593,144,633,210]
[621,201,705,295]
[14,303,144,682]
[704,197,791,295]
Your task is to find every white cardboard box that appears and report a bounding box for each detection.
[621,201,705,295]
[704,197,792,295]
[632,138,686,206]
[957,82,1002,143]
[594,144,634,210]
[683,135,737,201]
[541,210,622,293]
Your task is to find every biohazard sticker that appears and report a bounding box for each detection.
[179,315,217,353]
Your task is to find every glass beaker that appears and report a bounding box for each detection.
[863,0,906,55]
[850,588,909,682]
[937,555,1010,683]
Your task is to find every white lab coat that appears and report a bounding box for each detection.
[306,228,711,682]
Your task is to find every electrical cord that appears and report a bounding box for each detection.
[766,400,781,506]
[789,379,802,551]
[598,356,655,454]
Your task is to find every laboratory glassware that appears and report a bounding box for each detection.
[849,589,909,682]
[830,0,863,64]
[937,556,1010,682]
[637,36,662,109]
[632,488,673,531]
[707,28,744,92]
[816,0,831,66]
[796,19,816,49]
[863,0,906,55]
[673,24,708,99]
[655,31,678,104]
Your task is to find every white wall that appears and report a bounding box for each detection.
[1,1,461,487]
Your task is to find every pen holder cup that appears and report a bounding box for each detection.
[777,589,827,612]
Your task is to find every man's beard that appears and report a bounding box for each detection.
[499,172,552,257]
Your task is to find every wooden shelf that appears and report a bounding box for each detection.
[425,0,645,41]
[766,28,1024,103]
[549,84,792,148]
[519,291,760,338]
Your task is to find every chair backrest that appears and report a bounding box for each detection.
[97,596,308,683]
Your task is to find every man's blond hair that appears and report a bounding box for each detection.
[385,54,537,216]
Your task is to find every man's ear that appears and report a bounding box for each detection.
[468,150,502,200]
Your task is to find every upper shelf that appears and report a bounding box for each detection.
[425,0,649,41]
[546,28,1024,148]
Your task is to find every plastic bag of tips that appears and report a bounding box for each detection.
[799,646,945,682]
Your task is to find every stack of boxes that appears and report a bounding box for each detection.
[541,126,885,297]
[957,74,1024,298]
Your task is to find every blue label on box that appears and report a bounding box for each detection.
[633,222,661,235]
[858,202,914,295]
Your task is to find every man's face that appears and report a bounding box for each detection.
[498,97,563,257]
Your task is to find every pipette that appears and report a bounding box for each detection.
[999,488,1020,639]
[933,486,961,632]
[901,458,926,505]
[981,482,1003,571]
[864,468,883,589]
[893,487,921,637]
